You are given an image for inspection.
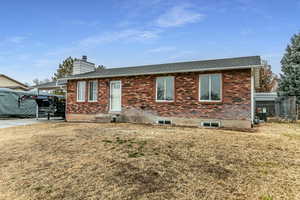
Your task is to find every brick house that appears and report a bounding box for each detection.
[62,56,262,128]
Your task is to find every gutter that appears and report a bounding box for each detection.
[60,64,262,81]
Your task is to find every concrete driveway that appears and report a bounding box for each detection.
[0,119,42,129]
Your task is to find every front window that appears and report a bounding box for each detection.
[156,76,174,101]
[88,80,98,102]
[77,81,86,102]
[199,74,222,101]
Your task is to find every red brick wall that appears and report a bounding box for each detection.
[67,69,251,121]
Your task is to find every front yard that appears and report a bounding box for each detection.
[0,122,299,200]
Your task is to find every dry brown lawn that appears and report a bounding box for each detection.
[0,122,299,200]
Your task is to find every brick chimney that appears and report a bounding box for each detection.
[73,55,95,75]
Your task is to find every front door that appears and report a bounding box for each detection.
[110,81,121,111]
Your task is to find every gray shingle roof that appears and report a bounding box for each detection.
[63,56,261,80]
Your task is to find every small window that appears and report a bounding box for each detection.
[156,76,174,101]
[211,122,220,127]
[88,80,98,102]
[157,120,172,125]
[202,122,211,127]
[164,120,171,125]
[77,81,86,102]
[201,121,220,128]
[199,74,222,102]
[158,120,165,124]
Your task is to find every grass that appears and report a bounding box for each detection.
[260,195,274,200]
[103,136,147,158]
[0,122,299,199]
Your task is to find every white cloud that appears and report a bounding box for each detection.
[0,36,27,46]
[241,28,254,36]
[148,46,176,53]
[68,20,100,27]
[156,4,205,28]
[16,54,31,61]
[46,46,79,57]
[79,29,160,46]
[33,58,57,68]
[168,50,197,60]
[7,36,27,44]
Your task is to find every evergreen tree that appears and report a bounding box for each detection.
[52,57,74,80]
[278,33,300,103]
[96,64,106,70]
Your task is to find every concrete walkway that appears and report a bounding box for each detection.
[0,119,42,129]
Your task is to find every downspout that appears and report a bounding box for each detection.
[36,88,39,120]
[251,67,255,126]
[65,81,67,121]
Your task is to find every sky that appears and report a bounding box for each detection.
[0,0,299,84]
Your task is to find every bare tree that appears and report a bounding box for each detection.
[257,60,278,92]
[32,78,51,86]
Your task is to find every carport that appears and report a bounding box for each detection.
[30,80,67,119]
[31,80,67,94]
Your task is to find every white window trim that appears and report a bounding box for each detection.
[199,73,222,102]
[88,80,98,102]
[155,76,175,102]
[77,81,86,102]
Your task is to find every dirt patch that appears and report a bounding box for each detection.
[108,162,176,199]
[0,122,299,199]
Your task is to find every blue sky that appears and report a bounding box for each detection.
[0,0,299,84]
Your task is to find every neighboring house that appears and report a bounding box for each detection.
[0,74,29,91]
[61,56,262,129]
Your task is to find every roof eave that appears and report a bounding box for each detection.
[34,86,66,90]
[60,64,262,81]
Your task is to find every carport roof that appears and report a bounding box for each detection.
[254,92,278,101]
[31,80,67,90]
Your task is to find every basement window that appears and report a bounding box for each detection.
[201,121,221,128]
[157,120,172,125]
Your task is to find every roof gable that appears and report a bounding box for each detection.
[0,74,29,90]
